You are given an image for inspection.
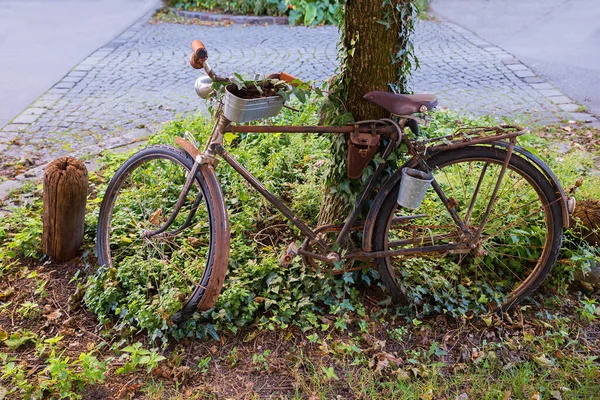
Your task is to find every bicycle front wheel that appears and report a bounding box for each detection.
[97,146,228,324]
[372,146,563,314]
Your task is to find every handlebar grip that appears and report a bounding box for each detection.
[190,39,208,69]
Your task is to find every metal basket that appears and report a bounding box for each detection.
[397,167,434,209]
[223,86,285,123]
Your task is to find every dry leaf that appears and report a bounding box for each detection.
[149,208,162,226]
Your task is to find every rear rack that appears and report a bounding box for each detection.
[414,125,525,154]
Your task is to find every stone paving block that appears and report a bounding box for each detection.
[73,65,94,72]
[47,88,69,95]
[0,180,23,201]
[22,107,46,116]
[12,114,40,124]
[39,93,64,101]
[529,83,554,90]
[568,112,596,122]
[523,77,545,84]
[549,96,572,105]
[506,63,528,71]
[0,131,19,142]
[538,89,563,97]
[60,76,84,84]
[559,103,581,112]
[513,70,536,78]
[55,81,76,89]
[1,124,24,133]
[68,70,88,77]
[495,53,516,60]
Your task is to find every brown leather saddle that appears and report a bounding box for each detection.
[364,91,437,115]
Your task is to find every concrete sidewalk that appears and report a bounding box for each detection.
[431,0,600,118]
[0,0,160,129]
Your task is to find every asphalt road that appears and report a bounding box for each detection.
[0,0,160,129]
[431,0,600,118]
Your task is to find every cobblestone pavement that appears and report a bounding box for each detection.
[1,13,595,196]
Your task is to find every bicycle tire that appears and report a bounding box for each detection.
[372,146,563,314]
[96,146,229,324]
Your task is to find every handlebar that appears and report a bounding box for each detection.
[190,40,208,69]
[189,39,305,88]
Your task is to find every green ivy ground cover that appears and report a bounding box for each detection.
[1,98,600,397]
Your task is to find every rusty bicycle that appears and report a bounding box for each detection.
[96,40,570,323]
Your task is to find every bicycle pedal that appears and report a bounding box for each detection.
[279,243,300,267]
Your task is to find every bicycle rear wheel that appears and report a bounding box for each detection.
[372,146,563,314]
[96,146,228,324]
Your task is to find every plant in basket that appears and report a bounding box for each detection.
[205,73,315,123]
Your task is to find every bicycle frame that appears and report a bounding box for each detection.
[211,118,402,259]
[159,108,534,268]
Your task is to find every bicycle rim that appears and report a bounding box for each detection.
[97,147,215,323]
[373,147,562,315]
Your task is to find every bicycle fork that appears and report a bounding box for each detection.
[143,144,205,239]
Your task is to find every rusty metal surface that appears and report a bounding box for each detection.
[195,163,231,311]
[346,243,467,260]
[413,125,525,154]
[492,141,570,228]
[226,124,397,135]
[175,136,200,159]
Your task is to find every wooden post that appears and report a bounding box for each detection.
[43,157,88,261]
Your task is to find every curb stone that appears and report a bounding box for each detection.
[441,20,600,126]
[173,9,289,25]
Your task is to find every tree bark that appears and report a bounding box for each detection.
[42,157,88,261]
[318,0,412,226]
[342,0,402,121]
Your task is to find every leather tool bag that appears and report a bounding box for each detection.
[347,127,380,179]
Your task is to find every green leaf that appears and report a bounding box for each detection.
[288,9,302,25]
[304,4,317,25]
[4,331,37,350]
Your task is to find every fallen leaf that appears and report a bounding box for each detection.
[68,284,86,312]
[46,310,64,323]
[0,288,13,301]
[550,390,562,400]
[534,354,553,368]
[149,208,162,226]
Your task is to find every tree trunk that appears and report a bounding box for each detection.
[43,157,88,261]
[570,199,600,245]
[318,0,414,225]
[342,0,401,121]
[571,199,600,289]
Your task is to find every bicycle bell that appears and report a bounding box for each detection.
[195,75,213,99]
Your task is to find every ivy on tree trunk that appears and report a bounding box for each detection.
[318,0,417,225]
